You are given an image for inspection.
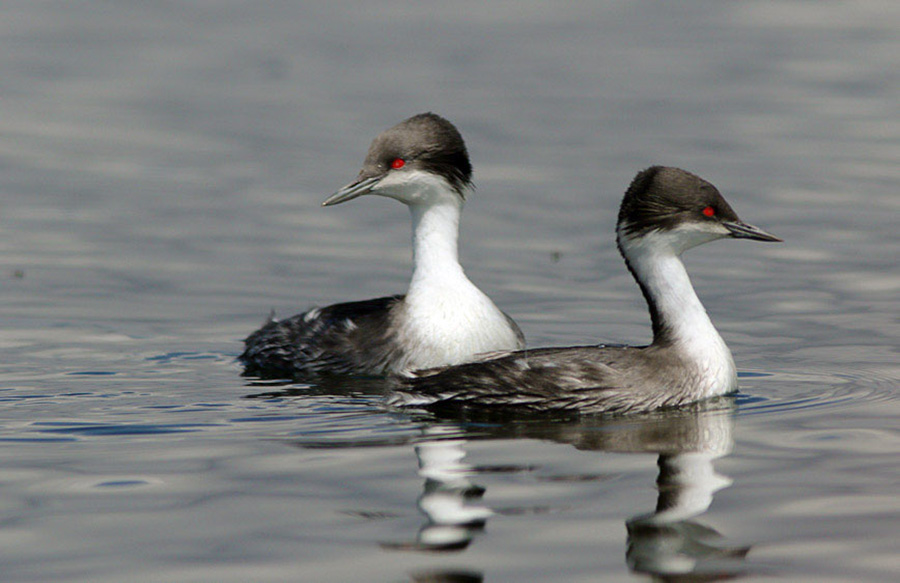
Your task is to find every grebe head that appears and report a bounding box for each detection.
[616,166,781,256]
[323,113,472,208]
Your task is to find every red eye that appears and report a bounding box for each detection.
[390,158,405,169]
[702,206,715,217]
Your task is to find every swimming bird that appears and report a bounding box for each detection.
[241,113,524,378]
[390,166,780,414]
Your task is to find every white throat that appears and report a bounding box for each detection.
[409,199,466,291]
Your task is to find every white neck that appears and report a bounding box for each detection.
[619,229,737,392]
[408,198,467,293]
[387,187,522,371]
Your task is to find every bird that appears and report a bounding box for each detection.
[240,113,524,378]
[389,166,781,415]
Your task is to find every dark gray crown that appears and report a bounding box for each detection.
[362,112,473,196]
[617,166,740,238]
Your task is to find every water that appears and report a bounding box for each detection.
[1,1,898,581]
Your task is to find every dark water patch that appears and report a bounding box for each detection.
[33,422,219,436]
[145,351,234,364]
[536,473,615,483]
[144,402,236,415]
[297,434,421,449]
[0,393,53,401]
[0,437,79,443]
[95,480,151,488]
[230,415,305,423]
[0,390,151,403]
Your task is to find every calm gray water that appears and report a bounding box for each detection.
[1,2,898,582]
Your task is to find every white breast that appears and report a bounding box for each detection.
[392,277,521,373]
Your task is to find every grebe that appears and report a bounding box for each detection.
[390,166,780,414]
[241,113,524,378]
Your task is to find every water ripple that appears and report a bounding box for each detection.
[736,369,896,416]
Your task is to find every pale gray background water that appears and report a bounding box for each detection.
[1,2,898,582]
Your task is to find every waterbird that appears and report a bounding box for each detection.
[241,113,524,378]
[390,166,781,414]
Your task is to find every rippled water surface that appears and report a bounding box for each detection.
[1,2,898,582]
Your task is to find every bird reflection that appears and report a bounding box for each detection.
[620,411,751,581]
[381,425,491,552]
[283,386,751,581]
[389,399,750,580]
